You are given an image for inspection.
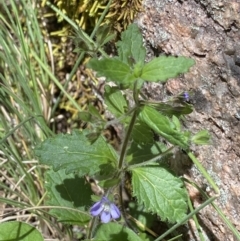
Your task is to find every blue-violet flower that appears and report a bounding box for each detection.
[183,91,190,102]
[90,196,121,223]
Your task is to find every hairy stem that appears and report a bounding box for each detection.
[118,109,138,170]
[118,80,140,170]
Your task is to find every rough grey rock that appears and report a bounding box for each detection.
[136,0,240,240]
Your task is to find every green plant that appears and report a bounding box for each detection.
[1,0,239,240]
[33,23,240,240]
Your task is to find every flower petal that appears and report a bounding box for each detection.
[101,211,111,223]
[183,91,190,101]
[101,196,109,203]
[90,201,104,216]
[110,203,121,219]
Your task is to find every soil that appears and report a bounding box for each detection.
[136,0,240,240]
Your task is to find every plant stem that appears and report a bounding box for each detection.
[154,196,216,241]
[118,81,140,170]
[184,178,240,240]
[187,193,205,241]
[87,216,97,239]
[187,151,219,195]
[118,109,138,170]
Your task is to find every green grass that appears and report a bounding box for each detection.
[0,0,112,239]
[0,0,67,239]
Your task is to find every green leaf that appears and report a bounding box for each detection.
[72,27,95,54]
[133,62,144,78]
[116,23,146,65]
[95,223,143,241]
[78,104,103,124]
[85,131,102,144]
[104,85,128,118]
[127,141,169,166]
[139,106,189,149]
[132,120,154,145]
[151,102,193,117]
[78,111,92,122]
[141,56,195,82]
[95,24,116,47]
[35,130,118,175]
[172,115,181,131]
[128,201,155,234]
[191,130,211,145]
[0,221,44,241]
[98,177,121,188]
[132,166,188,223]
[139,233,155,241]
[88,103,102,119]
[87,58,135,85]
[84,240,105,241]
[45,169,91,225]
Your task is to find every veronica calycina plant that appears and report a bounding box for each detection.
[35,24,214,240]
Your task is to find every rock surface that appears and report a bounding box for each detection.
[136,0,240,240]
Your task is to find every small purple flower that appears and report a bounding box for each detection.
[90,196,121,223]
[183,91,190,102]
